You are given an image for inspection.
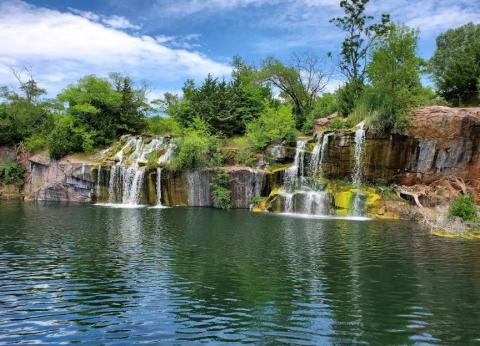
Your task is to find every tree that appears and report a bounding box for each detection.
[330,0,390,114]
[430,23,480,106]
[363,25,425,130]
[246,102,297,150]
[258,54,329,129]
[0,70,53,146]
[58,75,147,146]
[167,61,270,137]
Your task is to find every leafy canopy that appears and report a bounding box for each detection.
[430,23,480,106]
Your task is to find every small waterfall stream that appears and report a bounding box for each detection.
[352,122,366,216]
[310,132,333,176]
[100,136,172,207]
[282,139,332,216]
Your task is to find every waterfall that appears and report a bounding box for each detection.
[81,164,86,180]
[284,193,294,213]
[352,122,366,216]
[96,165,102,199]
[284,139,307,191]
[100,136,172,207]
[310,132,333,176]
[281,139,333,216]
[156,168,163,207]
[121,167,145,205]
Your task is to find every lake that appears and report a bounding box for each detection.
[1,201,479,345]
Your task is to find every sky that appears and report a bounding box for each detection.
[0,0,479,99]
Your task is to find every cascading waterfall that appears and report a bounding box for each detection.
[96,165,102,199]
[284,139,307,191]
[282,139,332,215]
[310,132,333,176]
[100,136,172,207]
[352,122,366,216]
[156,168,163,207]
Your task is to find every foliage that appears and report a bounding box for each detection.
[449,194,478,222]
[170,117,222,170]
[246,102,297,150]
[0,85,55,146]
[167,59,271,136]
[47,116,93,159]
[58,74,147,147]
[330,0,390,105]
[211,171,231,209]
[326,117,349,130]
[235,146,258,167]
[360,25,426,130]
[430,23,480,106]
[258,55,328,129]
[0,161,25,186]
[336,79,364,116]
[146,116,182,136]
[303,93,337,133]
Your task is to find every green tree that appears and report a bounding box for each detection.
[0,72,54,146]
[47,116,92,159]
[246,102,297,150]
[430,23,480,105]
[363,25,425,130]
[58,74,147,147]
[330,0,390,114]
[168,62,270,137]
[258,54,328,129]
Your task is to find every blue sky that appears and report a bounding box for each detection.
[0,0,479,99]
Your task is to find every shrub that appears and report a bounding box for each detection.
[246,102,297,150]
[449,194,478,222]
[24,133,48,152]
[47,116,89,159]
[326,117,349,130]
[170,117,221,170]
[211,171,231,209]
[146,116,182,136]
[235,146,258,167]
[303,93,337,133]
[0,161,25,186]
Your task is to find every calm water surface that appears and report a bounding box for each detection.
[1,201,480,345]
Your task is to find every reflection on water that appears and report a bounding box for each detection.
[1,201,480,345]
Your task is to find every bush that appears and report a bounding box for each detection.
[246,102,297,150]
[0,161,25,186]
[449,194,478,222]
[47,116,90,159]
[170,117,221,170]
[326,117,349,130]
[146,116,181,136]
[303,93,337,133]
[211,171,231,209]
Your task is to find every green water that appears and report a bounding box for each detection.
[1,201,480,345]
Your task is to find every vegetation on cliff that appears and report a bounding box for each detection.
[0,0,478,169]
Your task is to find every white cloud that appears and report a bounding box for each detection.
[102,15,141,30]
[0,0,231,95]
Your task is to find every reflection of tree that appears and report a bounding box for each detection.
[162,209,308,341]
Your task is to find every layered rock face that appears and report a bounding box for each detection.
[13,106,479,214]
[320,106,480,185]
[24,155,95,202]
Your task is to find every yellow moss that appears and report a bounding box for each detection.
[334,190,354,209]
[335,208,350,216]
[365,188,381,206]
[431,231,480,239]
[269,187,283,197]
